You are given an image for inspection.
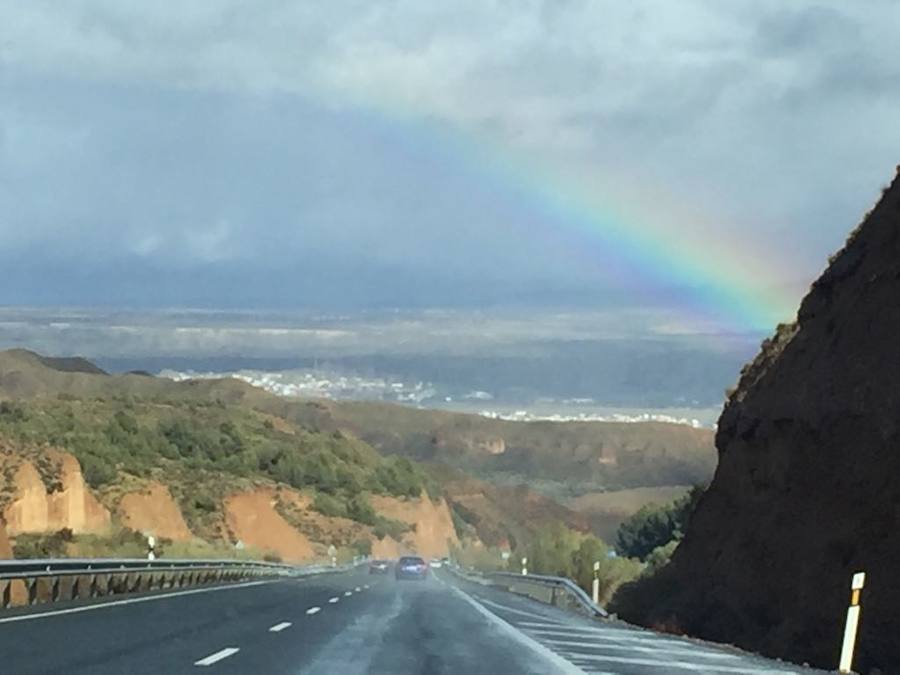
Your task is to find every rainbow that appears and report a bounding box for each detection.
[347,100,800,332]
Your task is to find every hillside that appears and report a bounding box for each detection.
[0,349,637,561]
[612,168,900,672]
[0,348,717,542]
[263,400,717,496]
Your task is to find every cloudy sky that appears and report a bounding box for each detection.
[1,1,899,331]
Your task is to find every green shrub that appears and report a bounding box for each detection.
[346,496,377,526]
[13,529,72,559]
[615,486,704,560]
[80,454,117,487]
[352,537,373,556]
[312,492,347,518]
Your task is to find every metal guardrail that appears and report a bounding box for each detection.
[485,571,609,618]
[0,558,339,609]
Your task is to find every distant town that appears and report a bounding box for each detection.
[159,368,711,428]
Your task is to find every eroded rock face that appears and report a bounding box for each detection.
[369,494,460,559]
[613,169,900,672]
[118,483,193,542]
[0,519,12,558]
[224,489,315,562]
[2,452,110,535]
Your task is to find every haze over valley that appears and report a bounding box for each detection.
[0,306,757,423]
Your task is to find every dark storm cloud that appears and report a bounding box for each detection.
[1,1,899,314]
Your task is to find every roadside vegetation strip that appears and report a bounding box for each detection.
[194,647,240,667]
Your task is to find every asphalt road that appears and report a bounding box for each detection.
[0,568,823,674]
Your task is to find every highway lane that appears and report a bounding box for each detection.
[0,567,824,674]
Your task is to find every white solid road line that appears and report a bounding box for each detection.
[194,647,240,667]
[269,622,292,633]
[306,606,322,615]
[0,580,273,625]
[328,596,340,603]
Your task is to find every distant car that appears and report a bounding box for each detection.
[429,559,442,569]
[395,555,428,580]
[368,559,391,574]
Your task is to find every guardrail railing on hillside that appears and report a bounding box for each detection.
[484,571,609,618]
[0,558,333,610]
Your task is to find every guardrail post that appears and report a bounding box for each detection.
[2,581,10,608]
[838,571,866,674]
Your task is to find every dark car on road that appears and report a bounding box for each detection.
[395,555,428,580]
[368,559,391,575]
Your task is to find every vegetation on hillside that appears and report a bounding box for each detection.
[614,486,705,561]
[0,397,432,531]
[505,524,642,605]
[279,400,717,497]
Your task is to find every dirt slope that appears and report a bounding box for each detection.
[370,494,459,559]
[224,489,315,562]
[118,483,192,541]
[612,168,900,672]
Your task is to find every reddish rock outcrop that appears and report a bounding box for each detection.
[0,519,12,558]
[118,483,192,541]
[224,489,315,562]
[3,452,110,535]
[369,494,459,559]
[613,169,900,672]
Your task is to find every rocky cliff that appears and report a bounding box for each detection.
[0,520,11,558]
[1,450,111,535]
[118,483,193,542]
[613,168,900,672]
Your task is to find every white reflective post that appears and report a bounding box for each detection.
[521,557,527,576]
[838,571,866,674]
[592,561,600,604]
[147,535,156,561]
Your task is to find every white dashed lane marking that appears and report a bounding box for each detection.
[328,597,340,604]
[268,622,292,633]
[354,586,361,592]
[344,591,353,597]
[306,606,321,615]
[194,647,240,667]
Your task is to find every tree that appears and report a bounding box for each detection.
[615,486,705,560]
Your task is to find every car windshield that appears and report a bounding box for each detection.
[2,2,893,674]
